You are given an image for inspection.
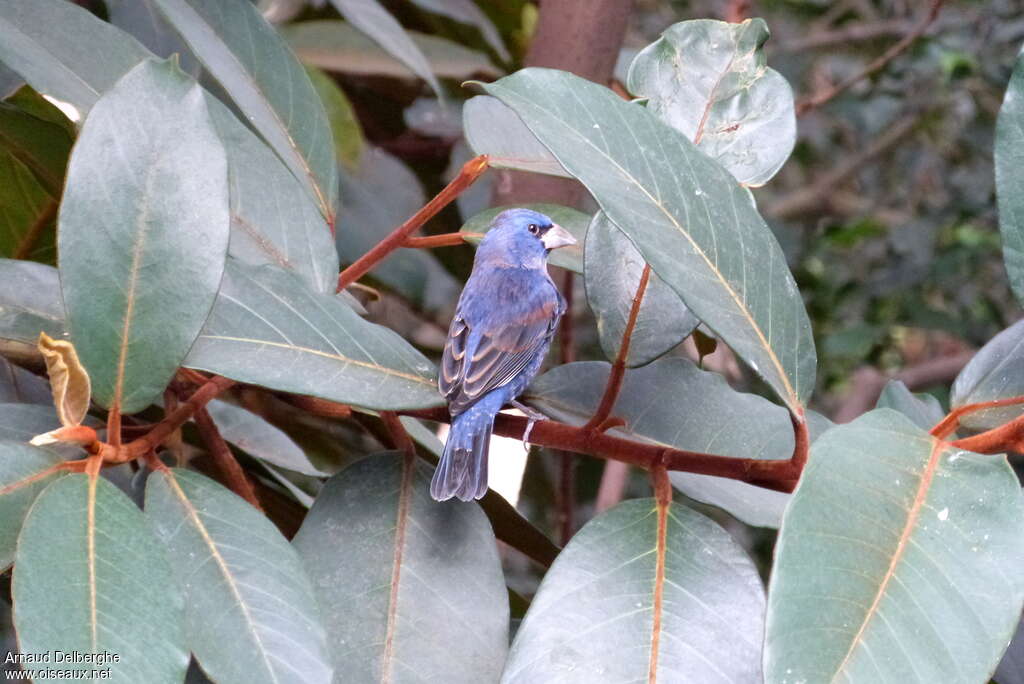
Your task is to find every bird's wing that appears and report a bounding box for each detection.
[440,289,561,415]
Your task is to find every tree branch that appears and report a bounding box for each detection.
[931,396,1024,440]
[404,406,801,492]
[193,405,263,510]
[795,0,944,116]
[336,155,490,292]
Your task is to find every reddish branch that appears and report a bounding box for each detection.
[402,233,473,249]
[405,406,801,491]
[930,396,1024,440]
[193,406,263,510]
[795,0,944,116]
[336,155,490,292]
[583,264,651,433]
[950,411,1024,454]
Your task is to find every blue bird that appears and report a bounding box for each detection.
[432,208,576,501]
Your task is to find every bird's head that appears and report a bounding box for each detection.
[478,208,576,269]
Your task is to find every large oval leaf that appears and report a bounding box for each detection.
[59,59,229,414]
[0,0,150,114]
[206,101,338,294]
[584,211,698,367]
[996,52,1024,307]
[876,379,945,431]
[765,409,1024,683]
[0,356,51,404]
[283,20,501,81]
[503,498,764,682]
[526,359,832,528]
[327,0,441,97]
[950,318,1024,430]
[294,452,509,683]
[482,68,815,412]
[151,0,338,219]
[0,441,65,570]
[14,474,188,682]
[626,18,796,187]
[146,467,332,684]
[186,260,442,410]
[463,95,570,177]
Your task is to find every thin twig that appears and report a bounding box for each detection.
[193,406,263,510]
[582,264,651,432]
[402,232,477,249]
[950,411,1024,455]
[795,0,944,116]
[337,155,489,292]
[931,395,1024,440]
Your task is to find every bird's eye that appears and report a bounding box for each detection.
[527,223,539,235]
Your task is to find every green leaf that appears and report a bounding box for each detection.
[0,0,150,114]
[337,148,459,311]
[206,101,338,294]
[294,452,509,683]
[207,399,328,476]
[627,18,796,187]
[186,260,443,410]
[284,20,501,80]
[765,409,1024,683]
[0,259,64,347]
[14,474,188,682]
[0,441,65,570]
[0,151,56,262]
[151,0,338,220]
[584,211,698,367]
[951,318,1024,430]
[996,52,1024,306]
[146,468,332,684]
[59,59,229,414]
[305,65,364,170]
[525,359,833,528]
[459,203,588,274]
[876,379,945,431]
[0,403,59,442]
[410,0,510,62]
[503,498,765,681]
[328,0,442,98]
[0,356,51,404]
[482,68,815,412]
[0,93,72,196]
[463,95,570,177]
[105,0,200,76]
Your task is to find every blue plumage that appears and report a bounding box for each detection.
[432,208,576,501]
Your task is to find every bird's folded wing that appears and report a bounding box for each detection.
[440,299,559,415]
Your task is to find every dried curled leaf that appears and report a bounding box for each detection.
[37,331,91,426]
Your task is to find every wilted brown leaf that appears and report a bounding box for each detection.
[37,331,90,426]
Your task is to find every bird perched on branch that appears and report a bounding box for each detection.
[433,208,576,501]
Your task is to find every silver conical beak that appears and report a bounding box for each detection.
[541,223,576,250]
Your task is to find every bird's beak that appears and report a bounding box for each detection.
[541,223,576,250]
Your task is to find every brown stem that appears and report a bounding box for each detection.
[13,200,58,260]
[336,155,489,292]
[650,462,672,507]
[795,0,944,116]
[582,263,651,432]
[930,396,1024,440]
[402,233,476,248]
[380,411,416,456]
[405,406,801,492]
[723,0,750,23]
[949,412,1024,455]
[98,375,236,463]
[193,406,262,510]
[284,394,353,419]
[107,405,122,449]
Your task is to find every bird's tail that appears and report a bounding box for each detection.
[432,400,499,501]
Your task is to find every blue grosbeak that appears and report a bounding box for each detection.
[432,209,577,501]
